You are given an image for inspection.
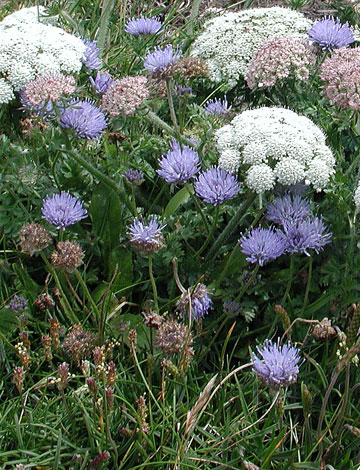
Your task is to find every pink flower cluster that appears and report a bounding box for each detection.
[246,36,316,89]
[101,76,149,116]
[22,73,76,106]
[320,47,360,109]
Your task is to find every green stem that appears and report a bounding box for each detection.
[148,255,159,313]
[166,79,179,132]
[185,183,211,235]
[300,257,312,315]
[206,193,256,261]
[143,109,195,147]
[281,256,295,305]
[194,206,219,258]
[73,269,101,326]
[234,264,259,303]
[215,244,240,289]
[185,0,202,36]
[96,0,115,52]
[332,365,350,459]
[66,149,137,216]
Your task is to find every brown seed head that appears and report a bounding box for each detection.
[51,241,84,272]
[156,319,192,355]
[19,223,51,256]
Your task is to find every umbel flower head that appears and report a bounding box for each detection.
[19,223,52,255]
[157,141,200,184]
[252,339,301,388]
[144,45,181,74]
[281,217,332,256]
[194,167,241,206]
[176,283,213,321]
[239,227,285,266]
[59,99,107,139]
[246,36,316,89]
[320,47,360,109]
[204,97,231,115]
[125,16,162,35]
[21,72,76,106]
[266,193,311,225]
[42,191,88,230]
[51,241,84,272]
[89,71,114,95]
[307,17,354,51]
[128,216,165,255]
[101,76,149,116]
[81,38,102,70]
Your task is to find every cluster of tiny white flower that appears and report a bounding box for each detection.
[190,7,312,88]
[0,6,86,104]
[215,107,335,193]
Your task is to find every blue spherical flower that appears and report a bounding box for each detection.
[281,217,332,256]
[59,99,107,140]
[125,16,162,35]
[307,17,354,51]
[204,97,231,115]
[252,339,301,388]
[144,45,181,73]
[194,167,241,206]
[89,71,114,94]
[239,227,285,266]
[266,194,311,226]
[128,216,165,255]
[8,295,28,311]
[42,191,88,230]
[177,283,213,321]
[124,169,144,184]
[81,38,102,70]
[157,141,200,184]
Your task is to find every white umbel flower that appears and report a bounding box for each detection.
[0,78,15,104]
[246,164,275,193]
[0,7,85,103]
[216,107,334,193]
[191,7,312,87]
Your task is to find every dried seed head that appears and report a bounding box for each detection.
[156,319,192,355]
[274,305,291,331]
[62,324,97,364]
[51,241,84,272]
[142,310,163,328]
[35,293,55,310]
[312,317,336,339]
[86,377,98,396]
[19,223,51,256]
[89,450,110,469]
[49,318,61,349]
[105,361,117,384]
[13,366,25,394]
[41,334,53,362]
[164,57,208,79]
[57,362,70,391]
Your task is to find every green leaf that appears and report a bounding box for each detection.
[0,308,18,335]
[108,246,133,294]
[164,186,190,219]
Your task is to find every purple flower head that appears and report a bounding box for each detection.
[266,194,311,226]
[42,191,88,230]
[176,283,213,321]
[239,227,285,266]
[124,169,144,184]
[128,216,165,255]
[8,295,27,311]
[89,71,114,94]
[223,300,240,315]
[307,17,354,51]
[157,141,200,184]
[125,16,163,35]
[81,38,102,70]
[281,217,332,256]
[252,339,301,388]
[59,99,107,140]
[204,97,231,116]
[177,86,193,96]
[194,167,241,206]
[144,45,181,73]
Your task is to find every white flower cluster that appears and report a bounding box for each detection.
[215,107,335,193]
[190,7,312,88]
[0,6,86,104]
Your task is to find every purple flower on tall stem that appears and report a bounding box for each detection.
[128,216,165,255]
[157,141,200,184]
[144,45,181,73]
[177,283,213,321]
[194,167,241,206]
[81,38,102,70]
[239,227,285,266]
[59,99,107,140]
[252,339,301,388]
[125,16,162,35]
[204,97,231,116]
[42,191,88,230]
[89,71,114,94]
[266,194,311,226]
[307,17,354,51]
[124,169,144,184]
[281,217,332,256]
[8,295,27,311]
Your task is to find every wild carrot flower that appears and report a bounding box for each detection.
[194,167,241,206]
[59,99,107,139]
[266,194,311,225]
[21,72,76,106]
[144,45,181,74]
[252,339,301,388]
[125,16,162,35]
[239,227,285,266]
[281,217,332,256]
[81,38,102,70]
[157,141,200,184]
[101,76,149,115]
[42,191,87,230]
[128,216,165,255]
[89,71,114,94]
[307,16,354,50]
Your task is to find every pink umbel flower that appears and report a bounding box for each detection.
[101,76,149,116]
[320,47,360,109]
[246,36,316,89]
[21,72,76,106]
